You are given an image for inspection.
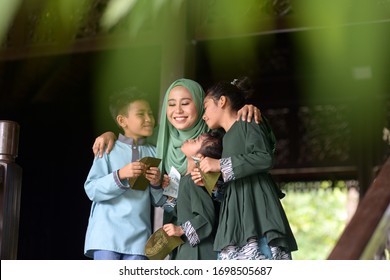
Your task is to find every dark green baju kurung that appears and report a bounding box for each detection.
[214,118,298,253]
[171,175,217,260]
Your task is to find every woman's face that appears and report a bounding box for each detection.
[166,86,198,130]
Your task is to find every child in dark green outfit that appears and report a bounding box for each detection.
[199,77,298,260]
[162,131,223,260]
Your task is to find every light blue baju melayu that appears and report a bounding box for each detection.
[84,134,165,258]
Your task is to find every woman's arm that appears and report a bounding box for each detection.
[237,104,262,124]
[92,131,117,157]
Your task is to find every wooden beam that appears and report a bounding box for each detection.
[328,156,390,259]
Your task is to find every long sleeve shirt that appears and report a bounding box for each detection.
[84,134,165,258]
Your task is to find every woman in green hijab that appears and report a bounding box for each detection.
[156,78,208,176]
[92,78,261,259]
[156,79,208,224]
[93,78,261,175]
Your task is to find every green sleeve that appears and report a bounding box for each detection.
[187,183,215,241]
[230,120,275,180]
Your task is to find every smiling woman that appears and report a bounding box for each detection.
[91,79,262,253]
[166,86,200,132]
[157,79,208,177]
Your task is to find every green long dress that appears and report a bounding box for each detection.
[171,175,217,260]
[213,118,298,253]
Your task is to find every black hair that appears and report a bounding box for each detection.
[205,76,254,111]
[197,130,224,159]
[108,87,150,125]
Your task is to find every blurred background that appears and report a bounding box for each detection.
[0,0,389,260]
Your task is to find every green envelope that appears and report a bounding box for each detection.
[192,156,220,196]
[145,228,184,260]
[128,157,161,191]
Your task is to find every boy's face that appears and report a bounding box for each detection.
[180,134,205,157]
[118,100,155,140]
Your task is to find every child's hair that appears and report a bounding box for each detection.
[108,87,150,126]
[205,76,254,111]
[197,130,224,159]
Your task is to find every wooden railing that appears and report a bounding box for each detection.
[328,156,390,259]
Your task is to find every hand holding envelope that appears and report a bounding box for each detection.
[191,156,221,196]
[128,157,161,191]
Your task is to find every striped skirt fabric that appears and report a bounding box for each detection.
[217,237,292,260]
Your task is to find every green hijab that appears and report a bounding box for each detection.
[156,78,208,176]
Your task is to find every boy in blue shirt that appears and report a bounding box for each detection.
[84,87,166,260]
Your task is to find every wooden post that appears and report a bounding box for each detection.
[0,120,23,259]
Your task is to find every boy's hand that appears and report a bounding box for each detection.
[145,166,161,186]
[118,161,146,180]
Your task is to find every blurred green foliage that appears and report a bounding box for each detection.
[281,181,349,260]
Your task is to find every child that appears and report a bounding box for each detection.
[198,77,298,260]
[162,131,223,260]
[84,87,166,260]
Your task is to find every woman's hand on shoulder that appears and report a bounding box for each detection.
[92,131,116,158]
[237,104,262,124]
